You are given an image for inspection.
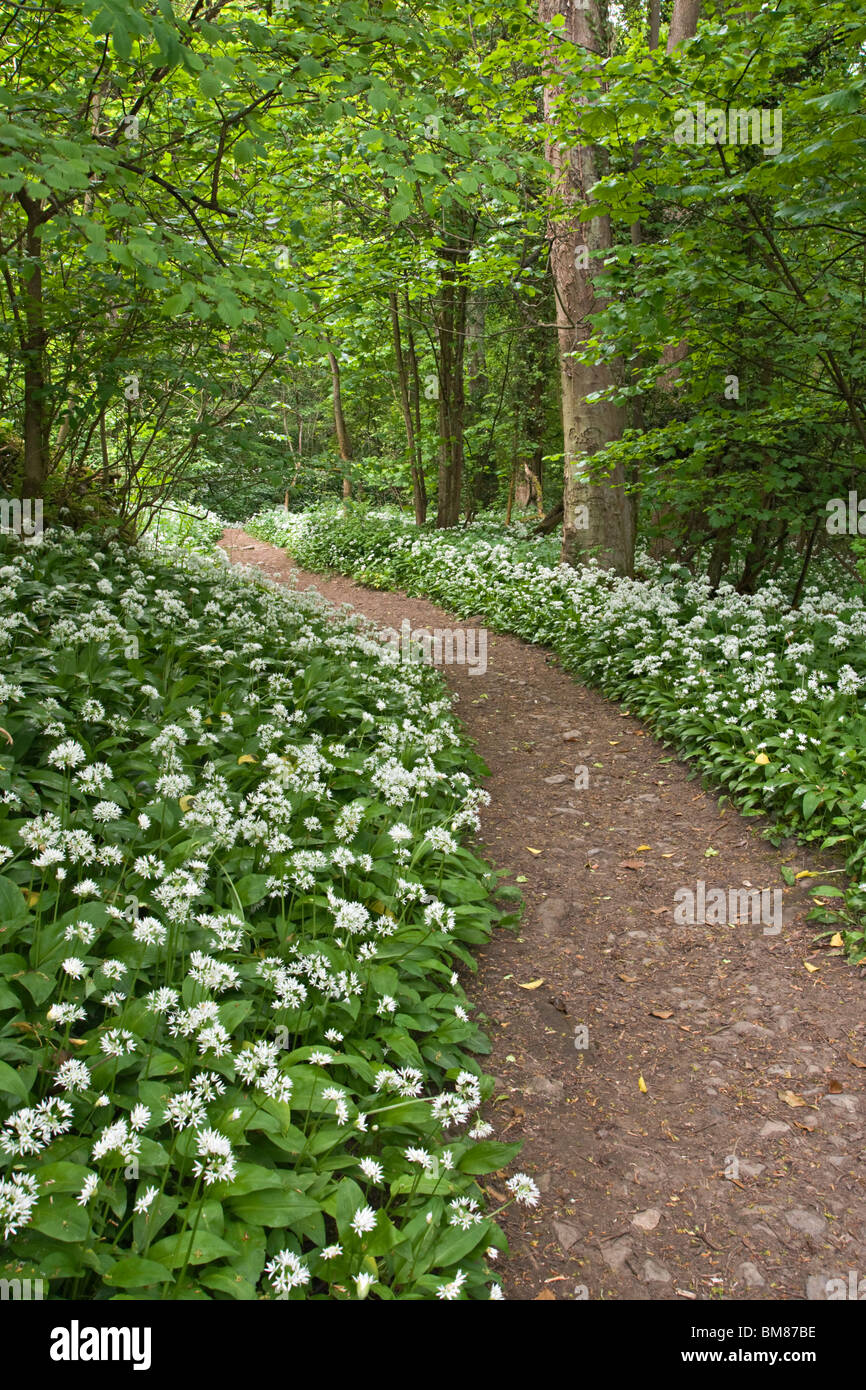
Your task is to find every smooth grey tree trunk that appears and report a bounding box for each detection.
[539,0,635,575]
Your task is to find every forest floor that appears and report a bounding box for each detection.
[221,528,866,1302]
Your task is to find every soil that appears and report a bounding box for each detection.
[221,527,866,1303]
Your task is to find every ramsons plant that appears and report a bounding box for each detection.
[145,505,228,555]
[0,527,535,1300]
[248,506,866,963]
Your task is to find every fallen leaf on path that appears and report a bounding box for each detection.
[526,847,543,856]
[618,973,638,983]
[619,860,645,870]
[638,1075,648,1093]
[518,979,544,990]
[846,1053,866,1069]
[826,1079,843,1094]
[650,1008,674,1019]
[650,906,668,915]
[778,1090,807,1107]
[534,1289,556,1300]
[635,844,652,851]
[803,961,819,973]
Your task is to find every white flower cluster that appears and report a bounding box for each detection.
[0,525,517,1299]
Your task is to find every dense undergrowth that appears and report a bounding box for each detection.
[0,526,533,1301]
[248,506,866,963]
[145,506,227,555]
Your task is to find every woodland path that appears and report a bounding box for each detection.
[221,528,866,1302]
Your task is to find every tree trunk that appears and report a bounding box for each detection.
[736,515,774,595]
[539,0,634,575]
[505,457,517,527]
[523,462,544,517]
[52,80,108,477]
[327,348,353,499]
[389,292,427,524]
[667,0,702,51]
[435,226,471,528]
[20,197,48,499]
[790,519,819,609]
[707,524,735,591]
[404,291,425,494]
[520,322,553,505]
[653,0,703,423]
[649,0,661,49]
[99,408,110,486]
[534,498,564,535]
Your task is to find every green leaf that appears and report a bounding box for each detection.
[457,1140,522,1175]
[802,791,822,821]
[103,1255,174,1288]
[149,1229,237,1268]
[228,1188,323,1234]
[0,876,28,921]
[0,980,20,1010]
[434,1220,489,1267]
[198,71,223,99]
[335,1177,365,1240]
[27,1162,92,1194]
[0,1056,29,1101]
[198,1267,258,1299]
[30,1197,91,1243]
[234,873,270,906]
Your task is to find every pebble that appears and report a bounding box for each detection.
[824,1094,858,1114]
[600,1236,633,1271]
[553,1221,582,1251]
[805,1273,834,1301]
[631,1207,661,1231]
[785,1208,826,1238]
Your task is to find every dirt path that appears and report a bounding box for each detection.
[221,528,866,1302]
